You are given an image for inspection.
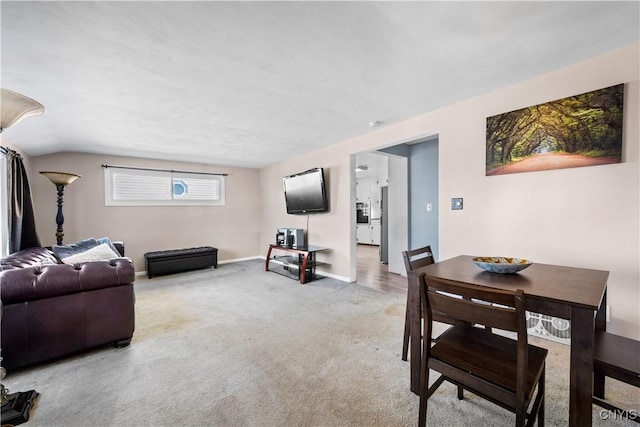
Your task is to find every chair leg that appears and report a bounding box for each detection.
[457,386,464,400]
[524,364,546,427]
[418,364,430,427]
[538,365,545,427]
[402,296,410,361]
[593,369,605,399]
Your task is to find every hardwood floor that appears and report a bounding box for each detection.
[355,243,407,295]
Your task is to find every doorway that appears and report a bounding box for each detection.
[351,135,439,290]
[352,150,408,286]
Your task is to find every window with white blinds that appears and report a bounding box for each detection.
[104,167,225,206]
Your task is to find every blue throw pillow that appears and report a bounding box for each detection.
[52,238,99,259]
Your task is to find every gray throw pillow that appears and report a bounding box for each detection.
[97,237,120,255]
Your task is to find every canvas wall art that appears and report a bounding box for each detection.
[486,84,624,176]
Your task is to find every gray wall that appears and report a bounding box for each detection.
[408,139,439,260]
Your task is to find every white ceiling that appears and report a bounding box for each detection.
[1,1,638,169]
[356,151,389,180]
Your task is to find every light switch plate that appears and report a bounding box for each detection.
[451,198,463,210]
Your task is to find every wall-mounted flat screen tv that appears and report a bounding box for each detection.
[283,167,329,215]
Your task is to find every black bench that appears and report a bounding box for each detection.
[144,246,218,278]
[593,331,640,423]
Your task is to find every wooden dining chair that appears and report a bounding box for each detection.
[401,246,457,361]
[417,272,548,427]
[592,330,640,423]
[401,246,435,361]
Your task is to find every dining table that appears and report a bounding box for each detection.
[407,255,609,427]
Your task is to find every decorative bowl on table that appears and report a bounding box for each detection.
[473,256,532,274]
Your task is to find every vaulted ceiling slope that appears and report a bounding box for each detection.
[1,1,638,168]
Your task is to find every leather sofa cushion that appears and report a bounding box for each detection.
[0,246,58,270]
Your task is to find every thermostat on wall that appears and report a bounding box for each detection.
[451,198,463,210]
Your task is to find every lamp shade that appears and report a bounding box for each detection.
[0,88,45,132]
[40,171,81,186]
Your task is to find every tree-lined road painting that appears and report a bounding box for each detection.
[486,84,623,176]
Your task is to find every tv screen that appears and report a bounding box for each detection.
[283,167,329,215]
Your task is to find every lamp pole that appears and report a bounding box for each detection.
[54,183,66,246]
[39,171,81,246]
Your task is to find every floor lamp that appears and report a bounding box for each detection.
[1,88,45,425]
[39,171,81,246]
[0,88,45,133]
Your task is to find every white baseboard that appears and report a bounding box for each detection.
[315,270,350,283]
[219,255,262,264]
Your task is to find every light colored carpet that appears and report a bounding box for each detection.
[3,260,637,426]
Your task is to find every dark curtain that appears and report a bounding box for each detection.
[1,146,41,252]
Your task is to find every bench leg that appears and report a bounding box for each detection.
[594,370,605,399]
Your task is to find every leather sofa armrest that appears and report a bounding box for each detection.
[113,241,125,257]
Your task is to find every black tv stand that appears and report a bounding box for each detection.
[265,244,329,284]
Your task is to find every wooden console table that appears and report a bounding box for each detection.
[265,244,328,284]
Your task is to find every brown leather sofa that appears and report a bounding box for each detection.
[0,243,135,371]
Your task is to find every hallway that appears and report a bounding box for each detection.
[355,243,406,295]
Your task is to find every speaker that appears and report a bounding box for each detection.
[275,228,305,248]
[286,228,305,248]
[276,228,288,246]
